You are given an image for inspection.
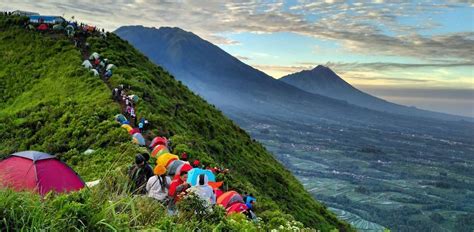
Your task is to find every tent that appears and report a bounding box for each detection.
[226,203,248,215]
[217,191,244,208]
[121,124,133,132]
[157,153,178,168]
[186,168,216,186]
[29,15,65,24]
[208,181,223,190]
[82,60,92,69]
[151,145,169,158]
[178,163,192,175]
[89,52,100,60]
[115,114,127,123]
[37,23,48,31]
[132,133,145,146]
[90,69,99,76]
[65,25,75,36]
[0,151,85,196]
[52,24,64,30]
[128,128,140,135]
[85,25,96,32]
[65,24,75,31]
[166,160,192,176]
[106,64,116,71]
[166,160,185,176]
[128,95,139,103]
[149,137,168,149]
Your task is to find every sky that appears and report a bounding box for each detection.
[2,0,473,117]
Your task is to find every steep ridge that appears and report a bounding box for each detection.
[0,15,351,230]
[281,65,470,121]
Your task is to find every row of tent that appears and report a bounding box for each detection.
[82,52,116,77]
[0,150,249,215]
[116,114,145,145]
[115,113,253,215]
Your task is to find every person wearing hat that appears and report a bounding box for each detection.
[146,165,171,202]
[128,154,154,194]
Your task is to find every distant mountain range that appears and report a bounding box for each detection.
[280,65,466,120]
[115,25,470,122]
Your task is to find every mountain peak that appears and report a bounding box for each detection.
[310,65,337,76]
[312,65,329,71]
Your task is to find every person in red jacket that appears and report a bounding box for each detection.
[167,171,190,215]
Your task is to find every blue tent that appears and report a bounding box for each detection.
[132,133,145,146]
[186,168,216,186]
[115,114,127,123]
[29,15,66,24]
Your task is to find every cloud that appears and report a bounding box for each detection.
[250,64,310,77]
[324,61,474,72]
[235,55,251,61]
[345,74,430,83]
[3,0,473,63]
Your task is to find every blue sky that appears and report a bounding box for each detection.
[2,0,473,116]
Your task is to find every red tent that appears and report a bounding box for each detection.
[217,191,244,208]
[226,203,248,215]
[128,128,140,135]
[149,136,168,149]
[0,151,85,196]
[37,24,48,31]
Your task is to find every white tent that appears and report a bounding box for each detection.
[106,64,116,71]
[89,52,100,60]
[90,69,99,76]
[82,60,92,69]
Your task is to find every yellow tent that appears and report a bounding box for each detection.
[157,153,179,168]
[121,124,132,132]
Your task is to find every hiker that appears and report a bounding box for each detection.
[117,86,122,98]
[242,192,248,203]
[143,119,149,130]
[105,69,112,79]
[244,202,257,221]
[125,97,130,107]
[167,139,173,152]
[189,174,216,207]
[168,171,190,214]
[126,104,131,117]
[146,165,171,202]
[130,107,136,124]
[112,88,118,100]
[128,154,154,194]
[138,121,144,133]
[180,152,188,162]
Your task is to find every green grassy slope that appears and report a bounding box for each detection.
[0,15,351,231]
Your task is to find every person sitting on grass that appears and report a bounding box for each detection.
[167,171,190,214]
[146,165,171,202]
[189,174,216,207]
[128,154,153,195]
